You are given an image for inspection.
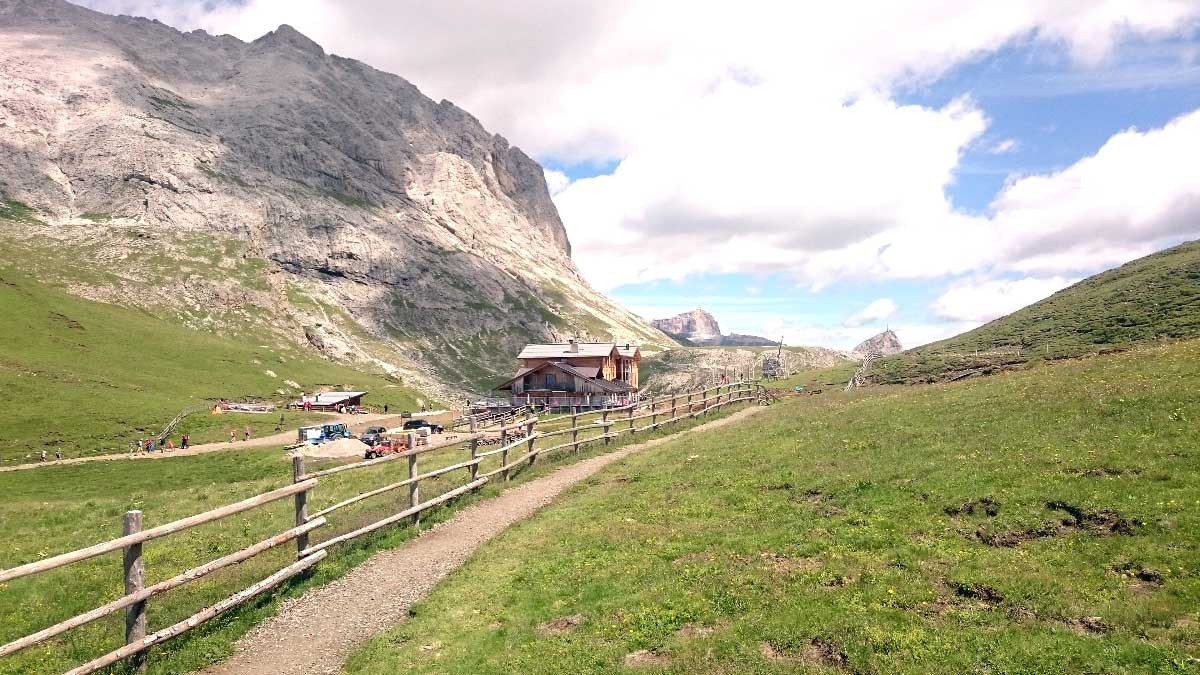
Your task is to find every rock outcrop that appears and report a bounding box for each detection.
[652,308,723,343]
[0,0,670,397]
[851,330,904,358]
[651,308,776,346]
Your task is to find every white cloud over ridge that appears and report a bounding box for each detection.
[932,276,1077,323]
[75,0,1200,305]
[844,298,899,328]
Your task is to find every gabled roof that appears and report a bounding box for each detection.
[616,344,641,358]
[518,342,618,359]
[493,361,630,393]
[310,391,367,405]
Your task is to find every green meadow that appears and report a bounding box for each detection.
[345,341,1200,674]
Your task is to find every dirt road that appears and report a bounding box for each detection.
[0,411,453,473]
[201,405,764,675]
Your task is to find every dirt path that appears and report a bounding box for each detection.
[0,411,451,473]
[201,405,765,675]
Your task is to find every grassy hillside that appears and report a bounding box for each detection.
[873,240,1200,385]
[0,397,743,674]
[346,340,1200,674]
[0,266,426,464]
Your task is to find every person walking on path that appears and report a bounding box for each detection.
[54,450,62,461]
[230,429,236,443]
[384,404,389,414]
[40,449,47,463]
[181,433,190,449]
[244,425,251,441]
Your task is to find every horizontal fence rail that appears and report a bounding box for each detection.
[0,380,768,674]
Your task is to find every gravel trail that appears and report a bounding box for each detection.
[201,405,764,675]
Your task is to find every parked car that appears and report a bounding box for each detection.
[360,426,388,447]
[402,419,444,434]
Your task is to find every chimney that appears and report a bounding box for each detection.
[569,338,579,353]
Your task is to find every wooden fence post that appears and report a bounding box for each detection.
[687,392,693,416]
[407,432,419,527]
[500,425,510,481]
[571,407,579,453]
[650,400,657,429]
[628,406,635,435]
[602,409,610,445]
[526,416,537,467]
[468,419,479,481]
[123,510,147,673]
[292,456,309,556]
[670,396,678,423]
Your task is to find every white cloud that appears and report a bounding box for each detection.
[990,138,1020,154]
[843,298,899,327]
[543,169,571,197]
[932,276,1077,323]
[73,0,1200,294]
[759,316,974,351]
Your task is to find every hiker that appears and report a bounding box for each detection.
[244,425,251,441]
[384,404,389,414]
[181,433,189,449]
[303,400,312,412]
[166,439,175,451]
[40,449,47,463]
[55,450,62,461]
[147,439,155,453]
[229,429,236,443]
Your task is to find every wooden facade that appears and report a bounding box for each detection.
[495,341,642,409]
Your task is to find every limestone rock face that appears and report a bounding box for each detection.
[651,308,722,343]
[851,330,904,358]
[0,0,669,396]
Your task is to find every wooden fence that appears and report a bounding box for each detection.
[0,381,764,674]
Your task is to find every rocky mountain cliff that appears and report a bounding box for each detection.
[0,0,670,397]
[851,330,904,358]
[652,308,722,343]
[651,308,776,347]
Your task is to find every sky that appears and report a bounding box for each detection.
[76,0,1200,349]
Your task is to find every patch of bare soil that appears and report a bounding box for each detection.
[975,500,1138,547]
[945,497,1000,517]
[675,620,727,638]
[1069,616,1110,634]
[624,649,672,667]
[951,581,1005,605]
[538,614,584,635]
[760,639,848,668]
[1074,466,1142,478]
[759,551,820,575]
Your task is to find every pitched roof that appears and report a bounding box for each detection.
[492,361,629,392]
[310,391,367,405]
[615,344,640,358]
[518,342,618,359]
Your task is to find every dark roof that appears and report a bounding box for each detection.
[493,360,631,392]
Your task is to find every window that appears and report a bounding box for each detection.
[545,372,555,389]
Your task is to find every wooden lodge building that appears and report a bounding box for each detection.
[494,339,641,409]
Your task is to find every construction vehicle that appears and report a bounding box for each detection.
[364,437,408,459]
[296,422,353,444]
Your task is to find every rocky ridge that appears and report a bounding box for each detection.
[0,0,670,398]
[652,308,776,347]
[851,329,904,358]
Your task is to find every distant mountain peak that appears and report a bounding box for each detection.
[253,24,325,56]
[651,308,778,347]
[852,329,903,357]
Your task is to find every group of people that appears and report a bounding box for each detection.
[128,433,191,455]
[39,449,63,462]
[229,425,253,443]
